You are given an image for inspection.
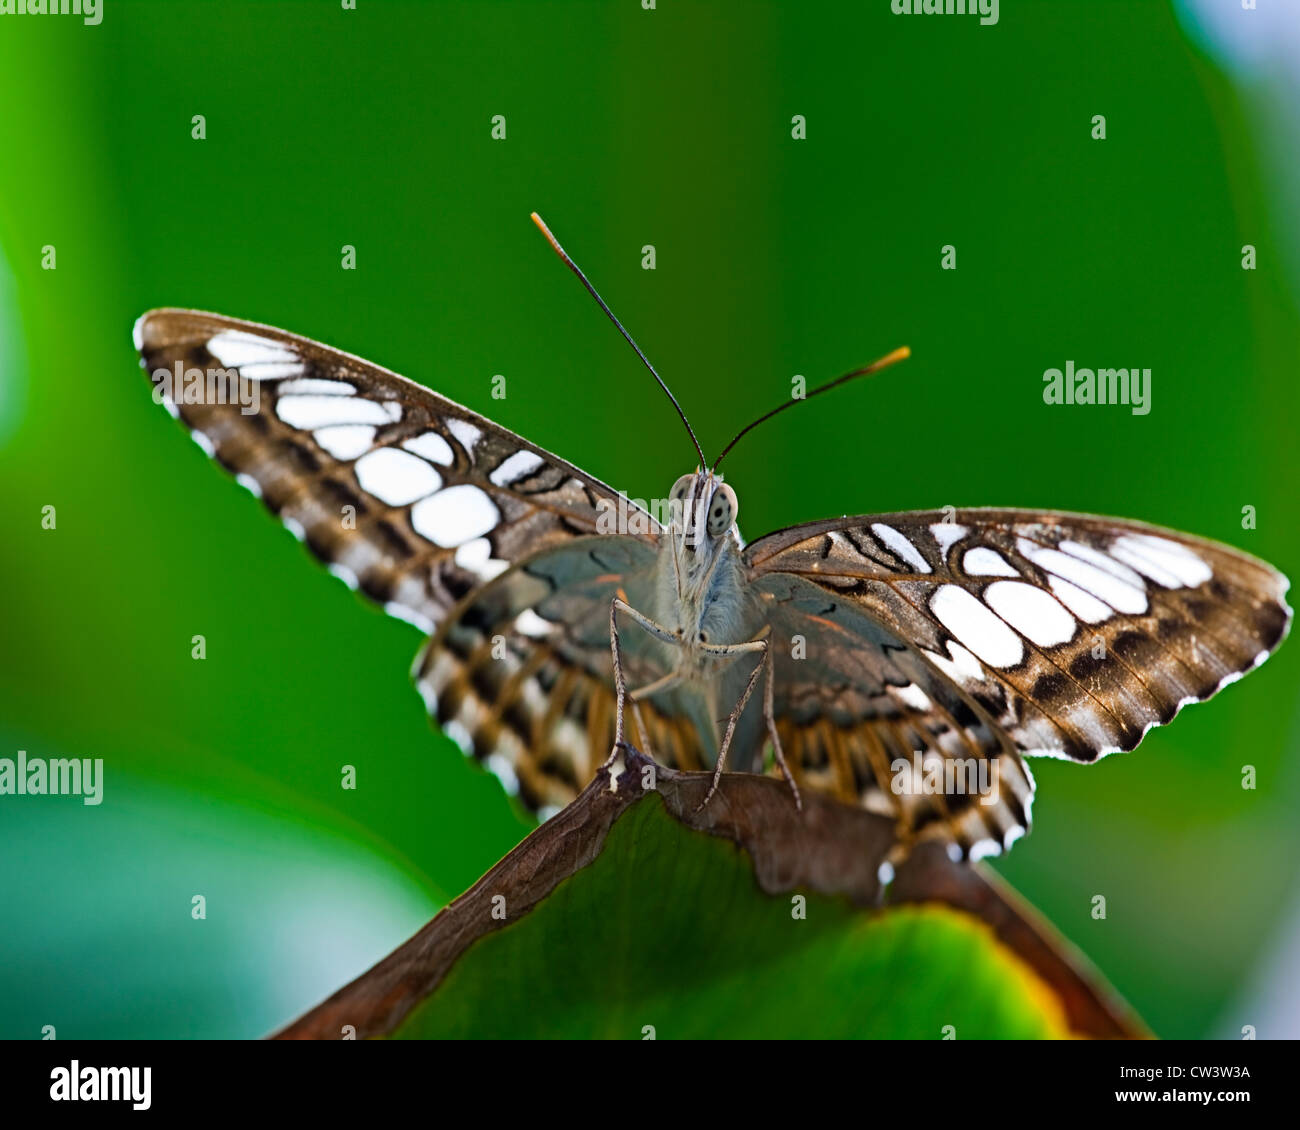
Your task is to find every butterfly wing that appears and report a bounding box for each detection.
[134,309,660,634]
[744,508,1291,856]
[416,535,711,812]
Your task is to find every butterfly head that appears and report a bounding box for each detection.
[669,470,739,557]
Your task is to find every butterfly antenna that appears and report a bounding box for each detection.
[531,212,707,470]
[711,346,911,470]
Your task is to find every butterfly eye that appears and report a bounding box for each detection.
[669,473,695,522]
[707,484,738,536]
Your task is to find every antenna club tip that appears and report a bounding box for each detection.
[530,212,565,257]
[855,345,910,376]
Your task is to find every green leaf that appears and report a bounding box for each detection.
[278,758,1143,1040]
[396,800,1067,1039]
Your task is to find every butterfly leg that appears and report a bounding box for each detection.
[629,700,655,763]
[695,637,769,812]
[763,650,803,811]
[603,597,680,781]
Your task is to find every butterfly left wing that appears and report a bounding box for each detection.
[415,535,712,812]
[743,508,1291,856]
[134,308,660,634]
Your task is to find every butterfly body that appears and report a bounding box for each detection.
[652,476,752,653]
[622,473,774,785]
[134,308,1291,859]
[642,558,760,733]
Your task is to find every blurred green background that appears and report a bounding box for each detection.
[1,0,1297,1039]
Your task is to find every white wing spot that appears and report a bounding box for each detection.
[453,536,509,580]
[313,425,376,460]
[490,450,544,487]
[207,330,303,378]
[1020,538,1148,615]
[1109,539,1181,588]
[1111,534,1212,589]
[963,547,1019,577]
[486,754,520,795]
[924,640,987,685]
[1048,575,1113,623]
[514,609,554,638]
[930,584,1024,668]
[1058,539,1146,586]
[410,484,499,547]
[891,683,933,711]
[443,718,474,756]
[237,362,303,380]
[871,523,931,574]
[402,431,455,466]
[278,378,356,396]
[328,562,359,591]
[235,472,262,499]
[384,602,435,634]
[930,523,968,555]
[446,418,482,456]
[277,395,401,429]
[983,580,1077,647]
[354,447,442,506]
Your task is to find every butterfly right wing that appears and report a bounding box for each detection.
[134,309,660,634]
[748,569,1037,857]
[742,508,1290,857]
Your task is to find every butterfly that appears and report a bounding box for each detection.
[133,216,1291,861]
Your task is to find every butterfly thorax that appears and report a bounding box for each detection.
[655,535,755,669]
